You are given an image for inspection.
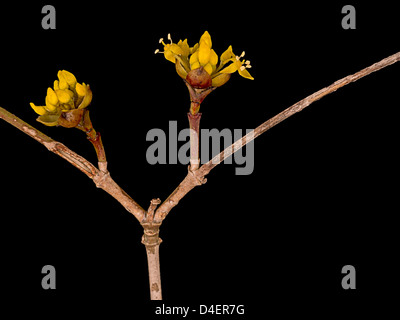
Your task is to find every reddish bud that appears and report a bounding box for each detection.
[57,109,85,128]
[186,67,212,89]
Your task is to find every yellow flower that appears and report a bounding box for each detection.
[30,70,92,127]
[155,31,254,87]
[219,51,254,80]
[156,34,189,63]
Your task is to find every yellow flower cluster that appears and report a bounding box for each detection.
[30,70,92,127]
[155,31,253,87]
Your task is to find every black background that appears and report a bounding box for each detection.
[0,1,399,318]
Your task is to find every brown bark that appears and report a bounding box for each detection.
[188,112,202,170]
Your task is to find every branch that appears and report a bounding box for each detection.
[188,112,201,170]
[154,50,400,221]
[0,106,146,222]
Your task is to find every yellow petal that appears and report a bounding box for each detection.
[53,80,60,90]
[178,39,190,57]
[199,31,212,48]
[189,43,199,55]
[198,42,211,66]
[203,63,213,75]
[189,50,199,65]
[30,103,47,116]
[75,83,87,97]
[169,43,184,55]
[56,89,73,104]
[66,89,75,98]
[58,73,68,90]
[45,96,58,112]
[191,61,200,70]
[163,44,184,63]
[77,85,92,109]
[220,45,235,65]
[59,70,77,87]
[164,50,176,63]
[47,88,58,105]
[209,49,218,67]
[238,67,254,80]
[211,73,231,87]
[219,62,239,74]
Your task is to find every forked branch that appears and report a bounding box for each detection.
[153,50,400,221]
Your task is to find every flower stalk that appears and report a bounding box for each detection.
[77,110,107,164]
[188,112,201,170]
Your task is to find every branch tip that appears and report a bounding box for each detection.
[144,198,162,223]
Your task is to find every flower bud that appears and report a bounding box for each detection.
[30,70,92,127]
[57,109,85,128]
[186,67,212,89]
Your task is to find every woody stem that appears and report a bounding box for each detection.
[141,221,163,300]
[188,112,201,171]
[78,110,107,167]
[87,130,107,164]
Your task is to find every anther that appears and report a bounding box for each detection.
[168,33,172,43]
[159,38,164,44]
[239,51,245,58]
[154,49,159,54]
[245,60,251,65]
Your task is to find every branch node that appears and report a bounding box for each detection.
[188,165,207,186]
[141,221,163,247]
[93,170,110,189]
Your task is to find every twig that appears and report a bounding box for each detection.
[154,50,400,221]
[145,198,162,223]
[188,112,201,170]
[0,106,146,222]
